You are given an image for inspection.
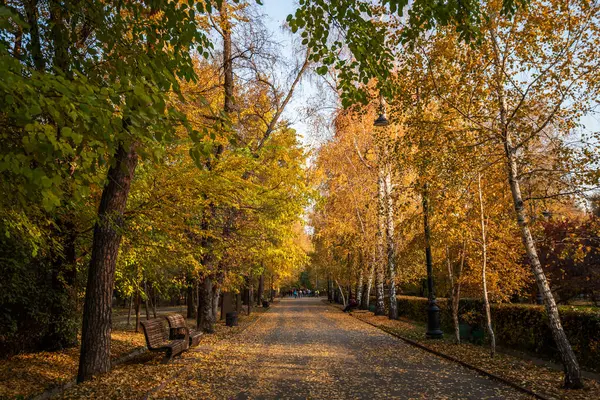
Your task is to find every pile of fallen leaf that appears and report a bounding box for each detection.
[0,330,146,399]
[55,306,272,399]
[348,308,600,400]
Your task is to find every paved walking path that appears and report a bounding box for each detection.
[149,297,528,399]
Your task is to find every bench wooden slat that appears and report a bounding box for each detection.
[140,318,189,363]
[166,314,203,347]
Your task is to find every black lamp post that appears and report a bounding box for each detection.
[422,183,443,339]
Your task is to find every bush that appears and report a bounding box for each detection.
[0,229,79,357]
[396,295,600,371]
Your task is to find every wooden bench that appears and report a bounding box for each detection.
[165,314,203,347]
[140,318,188,363]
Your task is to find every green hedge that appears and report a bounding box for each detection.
[396,295,600,372]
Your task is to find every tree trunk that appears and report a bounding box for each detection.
[212,280,220,322]
[446,243,465,344]
[135,290,141,333]
[446,245,459,344]
[77,142,138,382]
[126,294,133,328]
[478,173,496,357]
[333,286,339,303]
[362,257,374,310]
[221,3,234,114]
[236,292,242,313]
[198,276,215,333]
[192,2,233,333]
[148,284,157,318]
[195,282,199,316]
[187,284,195,319]
[144,280,150,320]
[384,166,397,319]
[213,288,220,322]
[49,0,69,75]
[151,296,157,318]
[504,135,581,386]
[489,25,582,386]
[356,264,364,308]
[374,164,386,316]
[13,24,23,59]
[336,280,346,306]
[247,278,254,316]
[24,0,45,71]
[220,292,226,321]
[257,271,265,305]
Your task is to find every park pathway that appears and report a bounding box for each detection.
[148,297,528,399]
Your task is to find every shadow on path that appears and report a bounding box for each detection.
[151,297,530,399]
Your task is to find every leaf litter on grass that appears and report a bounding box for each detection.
[0,330,146,399]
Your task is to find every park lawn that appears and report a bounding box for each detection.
[350,309,600,400]
[0,330,146,399]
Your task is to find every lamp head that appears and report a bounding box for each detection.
[374,113,389,127]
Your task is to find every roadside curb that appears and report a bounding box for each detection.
[346,309,551,400]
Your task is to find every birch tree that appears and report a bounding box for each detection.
[422,0,600,387]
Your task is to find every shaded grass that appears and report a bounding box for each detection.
[0,330,146,399]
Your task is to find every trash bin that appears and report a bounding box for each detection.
[262,300,270,308]
[226,312,238,327]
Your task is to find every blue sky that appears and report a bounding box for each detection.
[262,0,296,26]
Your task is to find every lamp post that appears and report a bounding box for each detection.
[422,183,443,338]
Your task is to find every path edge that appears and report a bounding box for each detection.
[325,301,551,400]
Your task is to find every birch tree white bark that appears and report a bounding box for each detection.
[374,162,387,316]
[477,173,496,357]
[384,164,398,319]
[489,24,583,387]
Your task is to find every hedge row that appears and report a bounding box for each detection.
[395,295,600,372]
